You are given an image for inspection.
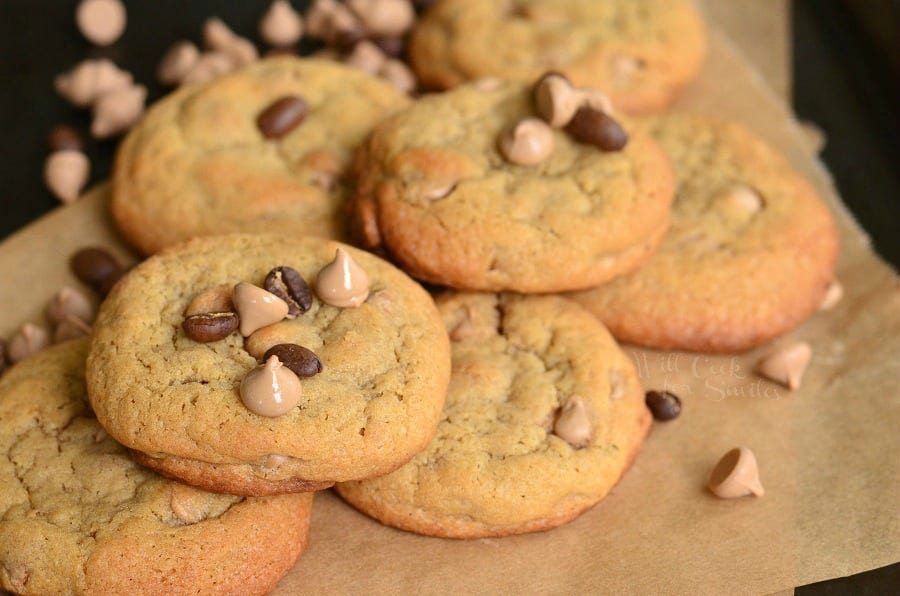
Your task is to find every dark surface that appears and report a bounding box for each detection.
[0,1,897,593]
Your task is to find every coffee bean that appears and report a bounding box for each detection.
[182,312,240,343]
[565,106,628,151]
[263,343,322,377]
[70,247,125,293]
[257,96,308,139]
[48,125,86,152]
[264,266,312,317]
[645,390,682,421]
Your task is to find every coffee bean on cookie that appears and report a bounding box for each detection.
[70,247,125,294]
[182,312,240,343]
[645,390,681,421]
[565,106,628,151]
[263,343,323,377]
[257,95,308,139]
[264,266,312,317]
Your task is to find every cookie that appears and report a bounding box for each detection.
[112,57,410,255]
[86,233,451,496]
[409,0,707,114]
[568,114,840,352]
[351,78,675,293]
[336,293,651,538]
[0,339,313,595]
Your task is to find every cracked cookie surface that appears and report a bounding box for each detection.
[112,57,410,256]
[568,114,840,352]
[351,79,675,293]
[336,293,650,538]
[86,234,450,495]
[409,0,707,113]
[0,339,313,595]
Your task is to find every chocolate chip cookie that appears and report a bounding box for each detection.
[0,339,313,595]
[336,292,651,538]
[112,57,410,255]
[568,114,840,352]
[86,234,450,496]
[351,78,675,293]
[409,0,707,114]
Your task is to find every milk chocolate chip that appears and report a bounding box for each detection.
[263,344,323,378]
[54,315,92,343]
[240,355,303,417]
[233,282,289,336]
[533,71,580,128]
[70,247,125,294]
[315,248,371,307]
[499,117,555,166]
[157,41,201,86]
[756,342,812,390]
[553,396,592,448]
[46,287,95,326]
[645,390,682,421]
[708,447,765,499]
[8,324,50,363]
[819,280,843,311]
[257,96,308,139]
[54,59,132,107]
[347,0,415,38]
[183,312,240,343]
[264,266,312,317]
[44,150,90,203]
[565,106,628,151]
[260,0,304,47]
[76,0,127,46]
[91,83,147,138]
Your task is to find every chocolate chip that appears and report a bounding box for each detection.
[256,96,308,139]
[70,247,125,294]
[565,106,628,151]
[264,266,312,317]
[263,343,322,377]
[645,390,682,421]
[182,312,240,343]
[373,36,406,58]
[48,125,86,152]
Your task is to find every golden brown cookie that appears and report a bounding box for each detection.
[86,234,450,496]
[0,339,313,595]
[336,293,650,538]
[112,57,410,255]
[352,78,675,293]
[568,114,840,352]
[409,0,707,113]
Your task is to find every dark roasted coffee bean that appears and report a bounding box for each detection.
[645,390,682,421]
[264,266,312,317]
[257,96,308,139]
[565,106,628,151]
[70,247,125,293]
[182,312,240,343]
[264,343,322,377]
[48,125,86,152]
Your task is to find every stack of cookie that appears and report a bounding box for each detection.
[2,0,842,592]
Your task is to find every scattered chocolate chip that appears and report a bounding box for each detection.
[264,266,312,317]
[565,106,628,151]
[182,312,240,343]
[48,125,86,152]
[645,390,682,421]
[70,247,125,294]
[257,95,308,139]
[263,343,323,377]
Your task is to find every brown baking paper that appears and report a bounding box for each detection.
[1,26,897,596]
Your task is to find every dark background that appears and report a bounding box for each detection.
[0,1,897,593]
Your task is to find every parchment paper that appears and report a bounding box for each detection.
[0,27,897,596]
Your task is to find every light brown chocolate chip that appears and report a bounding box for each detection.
[315,248,371,307]
[373,35,406,58]
[611,54,645,84]
[48,125,86,152]
[44,150,90,203]
[347,0,415,38]
[819,280,843,311]
[608,369,626,400]
[184,285,234,317]
[203,17,259,66]
[263,343,323,378]
[579,88,615,116]
[708,447,765,498]
[379,59,417,94]
[306,0,364,47]
[170,484,210,524]
[182,312,240,343]
[233,282,289,336]
[565,106,628,151]
[181,51,234,86]
[240,355,303,417]
[264,266,312,317]
[157,41,200,86]
[257,96,308,139]
[345,40,387,75]
[553,396,592,448]
[756,342,812,390]
[722,184,764,214]
[90,84,147,138]
[76,0,127,46]
[54,59,132,107]
[260,0,304,47]
[533,71,581,128]
[8,323,50,363]
[54,315,92,343]
[46,287,95,326]
[499,117,555,166]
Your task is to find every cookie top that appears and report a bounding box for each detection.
[112,57,410,255]
[86,234,450,495]
[568,115,840,352]
[409,0,707,113]
[336,293,650,538]
[0,339,313,595]
[352,79,675,293]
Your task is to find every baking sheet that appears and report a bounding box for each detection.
[0,28,897,596]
